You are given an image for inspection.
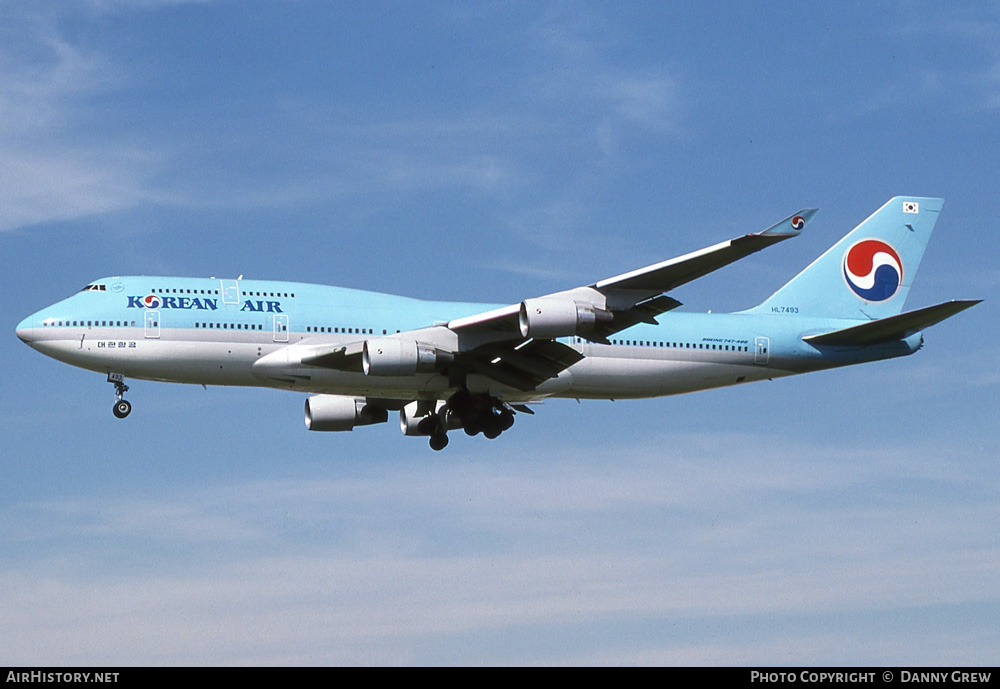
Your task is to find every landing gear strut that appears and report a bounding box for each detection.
[108,373,131,419]
[423,409,451,451]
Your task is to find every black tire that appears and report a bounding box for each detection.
[498,410,515,431]
[429,433,449,451]
[113,399,132,419]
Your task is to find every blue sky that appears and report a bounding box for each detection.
[2,0,999,665]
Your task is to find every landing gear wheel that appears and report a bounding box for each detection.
[113,399,132,419]
[498,410,515,431]
[429,433,449,451]
[483,419,502,439]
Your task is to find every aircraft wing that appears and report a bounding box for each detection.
[303,208,817,391]
[592,208,818,293]
[294,332,580,394]
[448,207,817,342]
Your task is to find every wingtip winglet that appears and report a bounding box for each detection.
[760,207,820,237]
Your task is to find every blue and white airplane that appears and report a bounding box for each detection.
[16,196,979,450]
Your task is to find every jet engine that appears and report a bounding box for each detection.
[399,400,462,436]
[362,338,452,376]
[304,395,388,431]
[518,297,613,339]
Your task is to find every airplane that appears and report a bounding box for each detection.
[16,196,980,451]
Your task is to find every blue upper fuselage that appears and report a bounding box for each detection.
[16,276,509,340]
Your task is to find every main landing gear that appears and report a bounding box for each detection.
[423,389,518,451]
[108,373,132,419]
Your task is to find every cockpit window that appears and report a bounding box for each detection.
[79,284,107,292]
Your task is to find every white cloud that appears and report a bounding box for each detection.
[2,431,997,664]
[0,17,161,231]
[0,3,687,238]
[0,148,162,231]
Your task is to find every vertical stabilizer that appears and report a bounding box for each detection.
[746,197,943,320]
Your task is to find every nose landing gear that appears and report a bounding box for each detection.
[108,373,131,419]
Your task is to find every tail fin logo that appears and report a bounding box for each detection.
[843,240,903,302]
[790,215,806,231]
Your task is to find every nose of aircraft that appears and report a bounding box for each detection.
[16,314,34,343]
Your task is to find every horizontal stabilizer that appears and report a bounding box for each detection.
[803,300,981,347]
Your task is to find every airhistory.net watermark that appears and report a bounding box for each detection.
[6,673,119,684]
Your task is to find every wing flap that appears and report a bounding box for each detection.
[803,300,981,346]
[456,339,584,391]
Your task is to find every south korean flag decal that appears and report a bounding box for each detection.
[902,201,919,214]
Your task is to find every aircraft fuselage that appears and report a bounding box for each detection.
[16,276,920,402]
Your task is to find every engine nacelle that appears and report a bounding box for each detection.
[362,338,450,376]
[518,297,613,339]
[304,395,388,432]
[399,400,462,436]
